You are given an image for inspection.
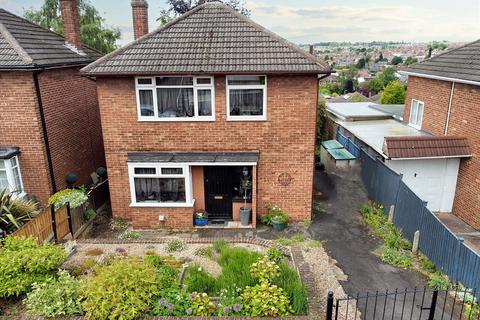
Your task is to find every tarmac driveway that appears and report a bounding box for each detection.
[309,168,426,298]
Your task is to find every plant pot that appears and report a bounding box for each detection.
[194,218,208,226]
[272,219,287,231]
[240,207,251,226]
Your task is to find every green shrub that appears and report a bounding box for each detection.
[420,257,436,272]
[250,256,280,283]
[0,237,67,297]
[273,260,308,315]
[184,265,217,295]
[266,247,284,263]
[149,287,193,316]
[261,204,288,225]
[83,209,96,220]
[81,259,160,320]
[190,292,216,316]
[117,230,140,239]
[242,282,292,317]
[165,239,185,253]
[428,272,450,290]
[194,246,214,259]
[48,187,88,210]
[24,270,82,317]
[381,246,412,268]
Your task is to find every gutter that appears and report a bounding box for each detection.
[400,70,480,87]
[33,71,57,194]
[388,154,472,161]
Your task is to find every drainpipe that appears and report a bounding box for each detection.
[33,71,57,194]
[444,82,455,136]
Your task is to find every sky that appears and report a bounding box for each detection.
[1,0,479,46]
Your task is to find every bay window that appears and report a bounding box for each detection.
[0,156,24,194]
[227,75,267,121]
[128,164,193,207]
[135,76,214,121]
[409,99,424,129]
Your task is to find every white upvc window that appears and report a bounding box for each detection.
[226,75,267,121]
[409,99,424,129]
[0,156,24,195]
[128,163,193,207]
[135,76,215,121]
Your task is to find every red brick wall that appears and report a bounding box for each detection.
[96,75,318,228]
[38,67,106,190]
[405,76,480,229]
[0,72,52,204]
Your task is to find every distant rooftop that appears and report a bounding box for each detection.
[326,102,404,121]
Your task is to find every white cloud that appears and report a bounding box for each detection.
[245,1,480,43]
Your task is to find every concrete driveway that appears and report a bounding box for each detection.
[309,168,426,298]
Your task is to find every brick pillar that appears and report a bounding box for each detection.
[59,0,82,49]
[131,0,149,40]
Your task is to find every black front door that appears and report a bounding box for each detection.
[204,167,233,220]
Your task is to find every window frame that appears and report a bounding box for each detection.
[226,75,268,121]
[135,76,215,122]
[409,99,424,130]
[0,155,24,196]
[128,162,193,207]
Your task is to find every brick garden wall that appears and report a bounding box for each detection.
[0,71,52,204]
[404,76,480,229]
[38,67,106,190]
[96,75,318,228]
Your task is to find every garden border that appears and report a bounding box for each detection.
[27,237,320,320]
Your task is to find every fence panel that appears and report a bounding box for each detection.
[456,242,480,292]
[54,206,70,239]
[373,161,402,210]
[88,180,109,211]
[359,150,377,199]
[336,130,360,157]
[393,182,426,242]
[11,207,53,242]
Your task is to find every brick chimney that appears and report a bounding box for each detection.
[59,0,82,50]
[131,0,149,40]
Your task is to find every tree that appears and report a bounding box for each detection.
[367,77,384,95]
[404,56,418,65]
[391,56,403,65]
[24,0,120,53]
[356,58,366,69]
[159,0,250,24]
[378,67,397,87]
[380,80,406,104]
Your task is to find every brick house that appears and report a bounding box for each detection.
[81,1,330,228]
[0,0,105,204]
[401,39,480,229]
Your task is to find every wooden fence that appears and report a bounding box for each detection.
[12,205,69,242]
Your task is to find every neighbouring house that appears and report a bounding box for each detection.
[325,102,471,214]
[81,1,330,229]
[401,39,480,229]
[0,0,105,204]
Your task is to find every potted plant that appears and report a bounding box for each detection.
[271,212,289,231]
[239,168,252,226]
[194,211,208,226]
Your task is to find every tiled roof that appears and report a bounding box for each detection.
[404,39,480,84]
[383,136,471,159]
[0,8,101,70]
[81,2,330,75]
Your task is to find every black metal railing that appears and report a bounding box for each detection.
[327,287,479,320]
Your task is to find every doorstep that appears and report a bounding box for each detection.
[195,221,254,229]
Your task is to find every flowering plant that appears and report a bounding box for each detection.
[150,288,192,316]
[217,287,244,316]
[261,204,289,225]
[189,292,216,316]
[194,211,207,219]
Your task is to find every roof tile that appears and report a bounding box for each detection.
[383,136,471,159]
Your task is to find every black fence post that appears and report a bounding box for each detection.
[50,205,57,242]
[427,290,438,320]
[326,291,334,320]
[66,203,74,238]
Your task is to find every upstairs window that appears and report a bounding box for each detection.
[135,76,214,121]
[0,156,24,194]
[227,75,267,121]
[409,99,424,129]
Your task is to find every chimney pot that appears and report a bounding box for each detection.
[59,0,82,50]
[132,0,149,40]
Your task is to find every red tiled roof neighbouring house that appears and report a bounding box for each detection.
[383,136,471,159]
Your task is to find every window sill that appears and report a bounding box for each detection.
[137,117,215,122]
[130,200,195,208]
[227,116,267,122]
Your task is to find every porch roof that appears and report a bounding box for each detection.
[0,146,19,159]
[127,151,259,164]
